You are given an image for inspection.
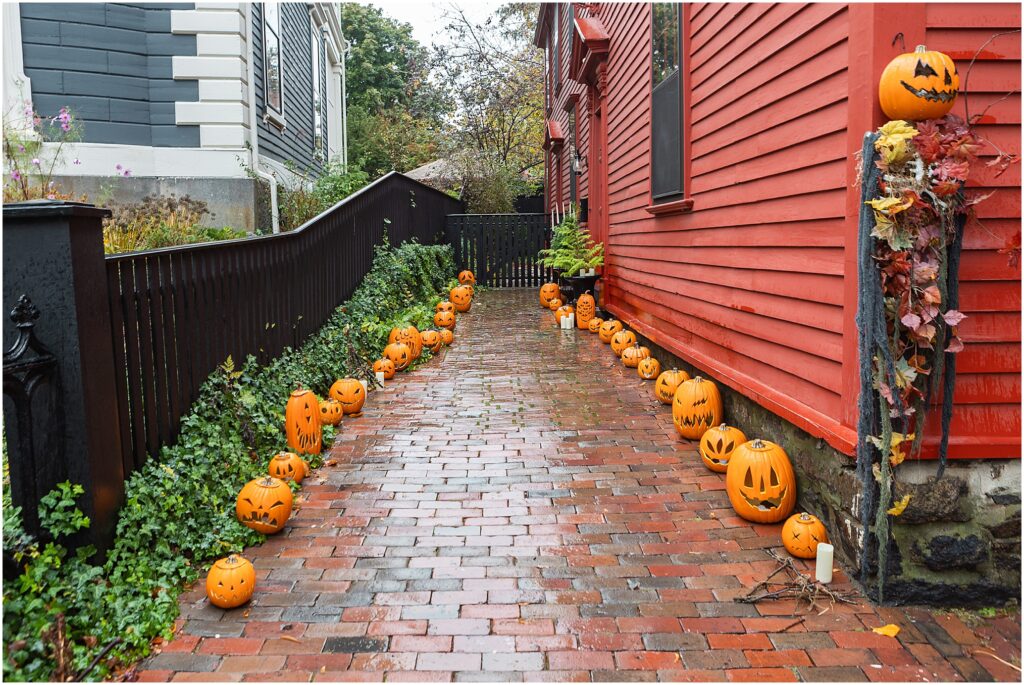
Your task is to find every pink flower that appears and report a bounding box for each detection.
[10,170,21,181]
[115,164,122,171]
[122,168,132,177]
[31,158,40,166]
[73,158,81,165]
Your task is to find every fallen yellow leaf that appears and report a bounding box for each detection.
[887,494,911,516]
[872,624,901,637]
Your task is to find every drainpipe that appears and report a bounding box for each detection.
[244,4,280,233]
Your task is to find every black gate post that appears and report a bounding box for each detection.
[3,200,125,549]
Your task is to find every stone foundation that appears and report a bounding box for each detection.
[612,316,1021,607]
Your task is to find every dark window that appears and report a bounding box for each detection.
[311,21,326,159]
[568,104,577,203]
[651,3,683,201]
[263,2,283,115]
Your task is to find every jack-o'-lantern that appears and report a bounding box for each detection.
[539,282,561,308]
[285,387,322,455]
[698,423,747,473]
[621,342,650,368]
[637,356,661,380]
[576,292,596,329]
[436,301,455,314]
[725,439,797,523]
[655,368,690,404]
[420,329,442,354]
[206,555,255,609]
[672,376,722,440]
[598,319,623,343]
[548,297,563,311]
[383,342,412,371]
[879,45,959,121]
[373,357,396,380]
[458,270,476,285]
[588,317,604,333]
[782,512,829,559]
[554,304,574,325]
[389,325,423,359]
[318,399,343,426]
[610,330,637,356]
[434,309,456,331]
[450,285,473,313]
[439,328,454,345]
[330,378,365,415]
[236,476,293,534]
[269,451,306,482]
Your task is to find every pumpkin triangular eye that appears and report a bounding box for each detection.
[725,441,734,453]
[715,438,724,453]
[914,60,938,78]
[944,68,952,86]
[770,468,779,488]
[744,469,754,488]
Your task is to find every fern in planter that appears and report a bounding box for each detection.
[537,211,604,277]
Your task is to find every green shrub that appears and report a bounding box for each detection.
[278,163,372,232]
[102,195,246,254]
[2,240,455,681]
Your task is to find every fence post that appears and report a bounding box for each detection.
[2,200,124,549]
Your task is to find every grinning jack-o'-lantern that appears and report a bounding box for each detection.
[206,554,256,609]
[373,357,396,380]
[236,476,293,534]
[383,342,412,371]
[698,423,748,473]
[782,512,829,559]
[554,304,575,325]
[672,376,722,440]
[319,399,343,426]
[389,325,423,359]
[637,356,661,380]
[269,451,306,482]
[576,292,596,329]
[588,317,604,333]
[539,282,561,308]
[420,329,442,354]
[285,387,322,455]
[878,45,959,121]
[458,270,476,285]
[450,286,473,313]
[330,378,365,415]
[598,319,623,343]
[621,342,650,368]
[547,297,563,312]
[725,439,797,523]
[436,301,455,314]
[610,330,637,357]
[439,328,454,346]
[655,368,691,404]
[434,309,456,331]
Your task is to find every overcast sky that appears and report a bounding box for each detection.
[368,0,507,48]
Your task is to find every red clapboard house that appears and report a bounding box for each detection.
[536,2,1021,462]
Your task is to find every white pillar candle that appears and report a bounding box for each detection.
[375,371,385,386]
[359,379,368,394]
[815,543,834,584]
[569,313,575,328]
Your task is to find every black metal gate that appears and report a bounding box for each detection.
[445,213,553,287]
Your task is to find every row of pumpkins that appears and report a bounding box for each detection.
[539,283,829,561]
[207,271,480,609]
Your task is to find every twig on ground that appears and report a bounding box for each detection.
[735,549,859,614]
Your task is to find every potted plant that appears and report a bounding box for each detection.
[537,208,604,303]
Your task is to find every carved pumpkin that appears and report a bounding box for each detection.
[206,555,256,609]
[330,378,365,415]
[458,270,476,285]
[539,282,561,308]
[420,329,442,354]
[637,356,661,380]
[434,309,456,331]
[588,317,604,333]
[782,512,829,559]
[655,368,690,404]
[698,423,748,473]
[236,476,293,534]
[725,439,797,523]
[285,387,322,455]
[879,45,959,121]
[436,301,455,314]
[450,285,473,313]
[439,328,454,345]
[576,291,596,329]
[269,451,306,482]
[554,304,575,325]
[621,343,650,368]
[389,325,422,359]
[598,319,623,343]
[383,342,412,371]
[672,376,722,440]
[318,399,343,426]
[610,330,637,356]
[547,297,563,311]
[373,357,396,380]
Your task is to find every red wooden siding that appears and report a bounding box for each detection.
[543,3,589,212]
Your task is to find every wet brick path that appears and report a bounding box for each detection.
[139,289,1020,682]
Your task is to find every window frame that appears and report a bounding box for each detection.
[650,2,683,204]
[262,2,286,128]
[310,18,327,160]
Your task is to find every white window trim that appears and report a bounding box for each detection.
[262,1,286,129]
[310,17,326,161]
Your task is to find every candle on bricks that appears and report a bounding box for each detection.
[815,543,834,584]
[359,379,368,395]
[375,371,385,385]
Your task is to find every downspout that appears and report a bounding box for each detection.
[244,3,279,233]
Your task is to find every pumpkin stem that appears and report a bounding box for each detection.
[719,423,728,430]
[915,44,927,53]
[751,438,765,448]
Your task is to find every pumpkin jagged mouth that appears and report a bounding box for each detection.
[741,487,788,511]
[899,81,957,103]
[703,455,728,465]
[678,412,717,428]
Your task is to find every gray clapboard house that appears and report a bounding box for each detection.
[3,2,348,232]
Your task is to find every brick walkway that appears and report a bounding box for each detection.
[138,289,1020,682]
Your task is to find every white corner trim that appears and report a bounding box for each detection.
[2,3,33,125]
[41,142,253,178]
[171,7,245,35]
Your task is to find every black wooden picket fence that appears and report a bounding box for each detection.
[446,213,554,287]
